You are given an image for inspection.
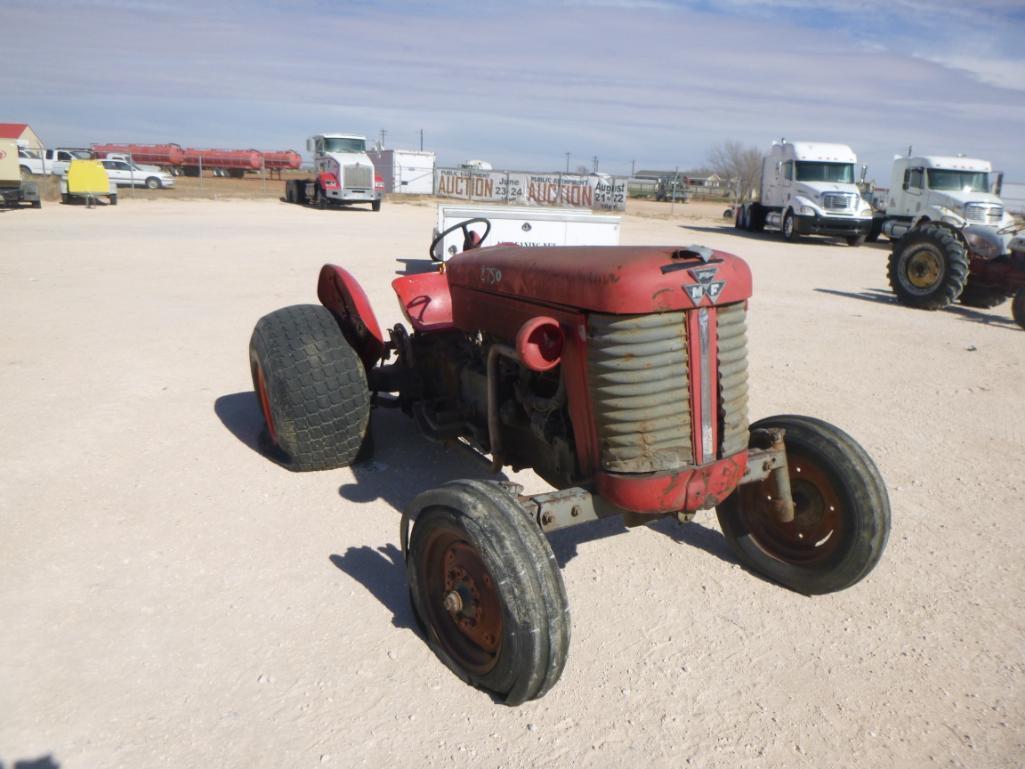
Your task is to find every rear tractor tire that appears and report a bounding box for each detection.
[248,304,370,471]
[958,280,1012,309]
[406,480,570,705]
[716,415,890,595]
[1012,288,1025,330]
[887,223,968,310]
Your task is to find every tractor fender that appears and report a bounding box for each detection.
[317,264,386,369]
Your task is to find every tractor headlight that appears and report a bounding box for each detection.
[800,205,815,216]
[859,207,872,217]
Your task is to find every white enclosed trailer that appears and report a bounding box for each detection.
[368,148,436,194]
[432,205,621,261]
[736,140,873,245]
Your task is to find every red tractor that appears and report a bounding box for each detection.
[249,220,891,705]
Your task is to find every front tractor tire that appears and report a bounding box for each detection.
[406,481,570,706]
[887,223,968,310]
[716,415,890,595]
[957,279,1012,309]
[249,304,370,471]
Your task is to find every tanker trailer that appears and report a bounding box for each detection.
[183,148,264,178]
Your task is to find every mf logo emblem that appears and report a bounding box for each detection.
[684,266,726,305]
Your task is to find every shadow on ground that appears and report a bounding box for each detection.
[213,391,289,466]
[815,287,1020,329]
[329,544,421,634]
[0,755,61,769]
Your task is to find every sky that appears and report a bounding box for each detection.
[3,0,1024,182]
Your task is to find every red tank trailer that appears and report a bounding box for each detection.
[91,143,185,166]
[261,150,302,170]
[183,148,264,178]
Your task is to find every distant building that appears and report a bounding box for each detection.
[0,123,44,151]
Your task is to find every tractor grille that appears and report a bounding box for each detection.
[717,302,750,457]
[343,163,373,189]
[965,203,1003,225]
[588,312,693,472]
[822,192,857,211]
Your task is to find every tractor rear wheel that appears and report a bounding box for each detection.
[406,480,570,705]
[716,415,890,595]
[958,280,1012,309]
[1013,288,1025,330]
[249,304,370,471]
[887,223,968,310]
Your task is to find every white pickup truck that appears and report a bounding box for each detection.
[18,147,94,177]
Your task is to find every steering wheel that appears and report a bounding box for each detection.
[429,217,492,261]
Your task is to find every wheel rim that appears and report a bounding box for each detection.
[784,216,792,237]
[254,364,278,445]
[737,450,845,565]
[904,247,943,290]
[419,525,503,675]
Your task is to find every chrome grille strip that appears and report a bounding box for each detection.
[343,163,373,189]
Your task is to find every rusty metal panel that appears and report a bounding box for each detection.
[717,302,749,457]
[587,312,693,472]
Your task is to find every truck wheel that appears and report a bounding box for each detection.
[406,480,570,706]
[145,177,161,189]
[846,235,866,247]
[958,281,1012,309]
[248,304,370,471]
[372,199,382,212]
[781,211,800,242]
[716,415,890,595]
[734,205,744,231]
[866,217,883,243]
[316,185,327,210]
[750,204,765,233]
[294,182,307,205]
[1012,288,1025,330]
[887,223,968,310]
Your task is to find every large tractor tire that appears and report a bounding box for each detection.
[716,415,890,595]
[1013,288,1025,330]
[406,480,570,705]
[887,223,968,310]
[249,304,370,471]
[958,279,1013,309]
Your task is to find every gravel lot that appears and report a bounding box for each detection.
[1,197,1022,769]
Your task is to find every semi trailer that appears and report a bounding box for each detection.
[734,140,873,245]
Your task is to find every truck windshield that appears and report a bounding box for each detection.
[70,150,93,159]
[795,162,855,183]
[926,169,989,192]
[323,138,365,153]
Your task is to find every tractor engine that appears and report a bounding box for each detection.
[407,330,578,489]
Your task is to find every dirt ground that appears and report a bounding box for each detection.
[1,196,1022,769]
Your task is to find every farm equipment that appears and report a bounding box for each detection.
[888,219,1025,329]
[248,223,891,704]
[60,159,118,206]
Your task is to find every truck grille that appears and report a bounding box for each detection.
[964,203,1003,225]
[717,303,749,457]
[822,192,856,211]
[343,163,373,189]
[588,312,693,472]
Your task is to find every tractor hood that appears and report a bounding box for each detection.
[446,245,752,314]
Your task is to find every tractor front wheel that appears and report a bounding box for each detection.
[249,304,370,471]
[887,223,968,310]
[1012,288,1025,330]
[716,415,890,595]
[406,480,570,705]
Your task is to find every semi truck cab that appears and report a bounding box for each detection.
[885,155,1011,230]
[308,134,382,208]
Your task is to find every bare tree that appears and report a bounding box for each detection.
[707,141,763,202]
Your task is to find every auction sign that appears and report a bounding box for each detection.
[435,169,626,211]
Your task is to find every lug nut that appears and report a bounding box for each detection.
[443,590,463,613]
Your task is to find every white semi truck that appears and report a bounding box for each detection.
[284,134,383,211]
[735,140,874,245]
[867,154,1013,241]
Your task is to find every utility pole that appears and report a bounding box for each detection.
[419,129,424,152]
[379,129,388,149]
[631,159,635,176]
[565,152,570,173]
[593,155,599,173]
